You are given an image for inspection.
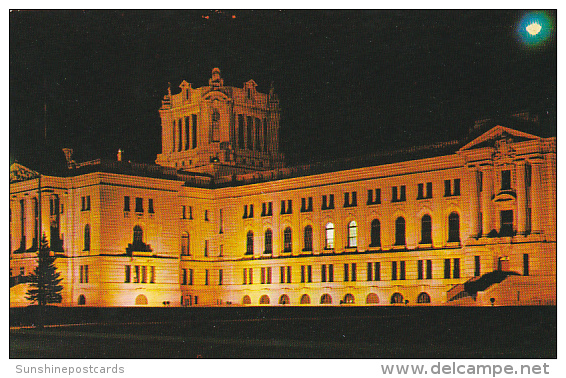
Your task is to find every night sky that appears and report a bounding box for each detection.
[9,10,556,169]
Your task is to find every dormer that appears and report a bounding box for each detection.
[244,80,257,101]
[179,80,192,102]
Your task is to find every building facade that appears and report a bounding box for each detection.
[10,69,556,307]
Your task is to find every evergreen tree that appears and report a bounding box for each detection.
[26,235,63,306]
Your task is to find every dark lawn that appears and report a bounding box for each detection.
[9,306,556,359]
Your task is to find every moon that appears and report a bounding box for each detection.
[526,22,542,36]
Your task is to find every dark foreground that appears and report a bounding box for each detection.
[10,306,556,359]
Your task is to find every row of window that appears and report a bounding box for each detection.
[181,268,223,286]
[241,292,431,305]
[240,180,461,219]
[124,196,154,214]
[125,265,156,284]
[244,213,460,255]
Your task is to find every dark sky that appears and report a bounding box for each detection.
[10,10,556,168]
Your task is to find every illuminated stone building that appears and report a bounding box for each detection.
[10,69,556,307]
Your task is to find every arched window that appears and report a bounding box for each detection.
[303,225,313,251]
[421,214,432,244]
[264,229,273,254]
[391,292,404,304]
[348,221,357,248]
[395,217,406,246]
[279,294,290,305]
[370,219,381,247]
[417,292,431,304]
[84,224,90,251]
[320,293,332,304]
[300,294,311,304]
[242,295,251,305]
[343,293,355,304]
[78,294,86,306]
[181,232,190,255]
[246,231,254,255]
[135,294,148,305]
[366,293,379,304]
[133,225,143,245]
[448,212,460,242]
[259,295,270,305]
[283,227,292,253]
[325,223,335,249]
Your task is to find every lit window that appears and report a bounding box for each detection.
[347,221,357,248]
[303,225,313,251]
[325,223,335,249]
[84,224,90,251]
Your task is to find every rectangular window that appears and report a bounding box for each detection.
[453,258,460,279]
[247,116,253,150]
[426,260,432,279]
[321,264,327,282]
[135,197,143,213]
[204,240,208,257]
[267,267,272,284]
[286,266,291,283]
[328,194,334,209]
[391,261,397,280]
[400,261,405,280]
[280,200,286,214]
[453,179,461,196]
[501,170,511,190]
[280,266,285,283]
[148,199,154,214]
[417,183,424,199]
[400,186,406,201]
[374,262,380,281]
[444,180,451,197]
[367,262,373,281]
[328,264,334,282]
[134,266,140,283]
[188,206,193,219]
[182,268,187,285]
[182,205,186,219]
[367,189,373,205]
[500,210,514,236]
[243,268,247,285]
[238,114,245,149]
[523,254,529,276]
[392,186,398,202]
[124,196,130,212]
[248,204,253,218]
[205,269,209,285]
[192,114,197,148]
[80,265,84,283]
[249,268,253,284]
[189,268,193,285]
[418,260,424,280]
[125,265,131,283]
[300,265,306,283]
[150,266,155,283]
[322,195,327,209]
[444,259,451,279]
[343,263,349,282]
[351,263,356,282]
[475,256,481,277]
[307,265,312,283]
[426,182,432,198]
[243,205,248,218]
[261,267,266,284]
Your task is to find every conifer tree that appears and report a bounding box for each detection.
[26,235,63,306]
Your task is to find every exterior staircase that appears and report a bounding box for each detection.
[447,271,520,304]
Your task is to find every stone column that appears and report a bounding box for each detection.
[480,165,494,236]
[515,161,528,235]
[467,166,481,238]
[530,160,543,234]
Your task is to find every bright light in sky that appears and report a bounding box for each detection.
[518,12,553,47]
[526,22,542,36]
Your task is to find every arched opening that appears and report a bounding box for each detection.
[347,221,357,247]
[343,293,355,304]
[417,292,431,304]
[448,212,460,242]
[300,294,311,304]
[242,295,251,305]
[259,295,270,305]
[370,219,381,247]
[325,223,335,249]
[135,294,148,306]
[391,292,404,304]
[246,230,254,255]
[320,293,332,304]
[279,294,290,305]
[78,294,86,306]
[395,217,406,246]
[421,214,432,244]
[303,225,313,251]
[84,224,90,251]
[366,293,379,304]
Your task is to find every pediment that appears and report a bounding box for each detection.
[10,163,39,183]
[459,125,540,152]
